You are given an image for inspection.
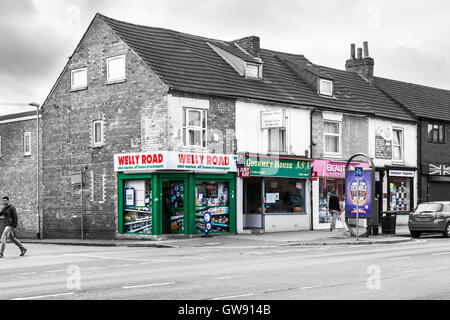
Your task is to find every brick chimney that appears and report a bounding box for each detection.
[234,36,260,58]
[345,41,374,82]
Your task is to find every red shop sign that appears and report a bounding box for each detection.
[239,167,251,178]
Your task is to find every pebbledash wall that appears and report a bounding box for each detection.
[0,111,42,239]
[41,15,237,239]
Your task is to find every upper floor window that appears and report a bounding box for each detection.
[71,68,87,90]
[324,121,341,156]
[245,63,262,79]
[268,128,286,153]
[183,108,207,148]
[93,120,104,147]
[107,55,126,83]
[428,123,445,144]
[392,128,404,162]
[24,132,31,156]
[319,79,333,96]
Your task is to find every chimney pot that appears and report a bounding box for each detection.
[350,44,356,59]
[363,41,369,57]
[357,48,363,59]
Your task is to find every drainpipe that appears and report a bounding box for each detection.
[309,108,316,230]
[417,120,422,203]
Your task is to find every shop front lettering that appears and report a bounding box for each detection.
[118,155,140,166]
[246,159,273,168]
[118,154,164,166]
[141,153,164,165]
[178,154,230,166]
[327,164,345,173]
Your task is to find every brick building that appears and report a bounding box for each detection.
[0,111,41,239]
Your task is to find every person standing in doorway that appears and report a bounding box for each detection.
[0,197,27,258]
[328,190,340,232]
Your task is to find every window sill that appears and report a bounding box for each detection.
[318,94,338,99]
[324,154,343,159]
[92,144,105,149]
[106,78,126,85]
[70,86,88,92]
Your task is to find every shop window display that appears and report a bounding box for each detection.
[319,179,344,224]
[195,181,230,233]
[264,178,305,214]
[123,180,152,234]
[389,178,411,212]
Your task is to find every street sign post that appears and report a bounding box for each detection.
[355,167,363,241]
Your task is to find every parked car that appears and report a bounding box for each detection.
[409,202,450,238]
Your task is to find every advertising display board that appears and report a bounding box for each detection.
[345,170,372,218]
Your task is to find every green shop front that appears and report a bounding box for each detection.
[115,151,237,236]
[239,153,313,232]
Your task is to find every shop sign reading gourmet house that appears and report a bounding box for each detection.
[245,154,313,178]
[114,151,238,173]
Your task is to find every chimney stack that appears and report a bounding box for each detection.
[345,41,374,82]
[234,36,260,58]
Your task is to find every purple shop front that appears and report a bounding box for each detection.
[345,171,372,218]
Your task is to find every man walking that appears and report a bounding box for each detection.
[0,196,27,258]
[328,190,340,232]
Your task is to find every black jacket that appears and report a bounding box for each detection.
[328,195,341,211]
[0,205,18,228]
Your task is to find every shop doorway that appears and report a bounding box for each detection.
[162,180,185,234]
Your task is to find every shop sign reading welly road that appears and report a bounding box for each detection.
[114,151,238,173]
[245,154,313,178]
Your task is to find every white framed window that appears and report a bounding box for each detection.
[106,55,126,82]
[324,121,341,156]
[319,79,333,96]
[93,120,104,147]
[392,128,404,162]
[268,128,286,153]
[71,68,88,90]
[183,108,207,148]
[24,131,31,156]
[245,62,262,79]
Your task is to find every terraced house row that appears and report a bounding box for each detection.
[2,13,450,239]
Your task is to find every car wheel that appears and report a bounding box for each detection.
[411,231,421,238]
[443,224,450,238]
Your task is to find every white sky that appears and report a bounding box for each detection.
[1,0,449,115]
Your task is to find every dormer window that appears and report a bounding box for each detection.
[319,79,333,96]
[245,62,262,79]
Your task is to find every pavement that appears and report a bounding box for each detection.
[19,225,413,248]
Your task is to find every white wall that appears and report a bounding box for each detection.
[236,101,311,156]
[369,117,419,210]
[368,117,417,168]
